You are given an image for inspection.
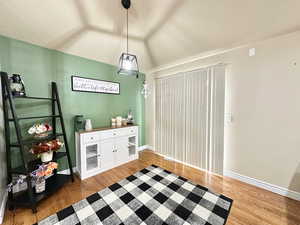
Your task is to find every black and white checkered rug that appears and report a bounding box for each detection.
[35,165,233,225]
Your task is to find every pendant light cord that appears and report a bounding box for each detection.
[127,9,129,54]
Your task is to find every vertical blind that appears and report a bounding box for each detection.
[155,65,225,174]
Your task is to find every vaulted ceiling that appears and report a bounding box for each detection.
[0,0,300,72]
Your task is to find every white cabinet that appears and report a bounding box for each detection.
[76,126,138,180]
[114,137,130,165]
[100,140,114,170]
[84,142,101,172]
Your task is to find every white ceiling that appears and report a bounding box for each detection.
[0,0,300,72]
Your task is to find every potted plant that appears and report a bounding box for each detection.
[7,162,58,194]
[30,139,64,162]
[28,123,52,138]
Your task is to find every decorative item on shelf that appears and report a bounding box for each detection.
[7,162,58,194]
[127,110,134,124]
[35,177,46,193]
[116,116,123,127]
[85,119,93,131]
[30,139,64,163]
[74,115,84,132]
[111,118,117,127]
[141,81,151,99]
[7,175,27,193]
[9,74,26,96]
[32,162,58,193]
[28,123,52,139]
[117,0,139,78]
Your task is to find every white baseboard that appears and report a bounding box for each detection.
[147,145,155,151]
[138,145,154,151]
[224,170,300,201]
[0,191,8,225]
[155,152,223,178]
[137,145,149,151]
[58,167,77,175]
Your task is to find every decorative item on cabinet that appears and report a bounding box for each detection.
[111,118,117,127]
[75,126,138,180]
[74,115,84,131]
[116,116,122,127]
[85,119,93,131]
[127,110,134,124]
[9,74,26,96]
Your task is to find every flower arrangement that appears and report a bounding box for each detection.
[7,162,58,193]
[28,123,52,138]
[30,139,64,162]
[32,162,58,178]
[30,139,64,154]
[33,162,58,193]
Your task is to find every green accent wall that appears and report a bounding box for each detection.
[0,35,145,170]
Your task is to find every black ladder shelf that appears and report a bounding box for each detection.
[0,72,74,213]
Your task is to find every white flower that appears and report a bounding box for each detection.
[28,124,48,135]
[28,126,37,134]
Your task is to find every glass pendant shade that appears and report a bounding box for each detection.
[118,53,139,78]
[141,81,150,98]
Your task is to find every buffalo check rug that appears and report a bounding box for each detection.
[35,165,233,225]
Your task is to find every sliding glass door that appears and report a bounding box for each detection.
[155,65,225,174]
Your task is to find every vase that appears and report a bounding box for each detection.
[35,177,46,193]
[41,151,53,162]
[85,119,92,131]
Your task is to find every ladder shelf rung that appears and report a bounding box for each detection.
[13,96,56,101]
[10,133,64,147]
[8,115,60,121]
[10,152,67,174]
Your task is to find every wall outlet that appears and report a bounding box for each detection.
[249,48,256,57]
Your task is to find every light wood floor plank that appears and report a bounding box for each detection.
[2,150,300,225]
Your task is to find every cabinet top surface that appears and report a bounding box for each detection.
[77,124,138,134]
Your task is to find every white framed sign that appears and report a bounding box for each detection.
[71,76,120,95]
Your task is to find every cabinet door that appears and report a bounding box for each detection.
[83,143,101,173]
[100,140,115,170]
[115,137,130,165]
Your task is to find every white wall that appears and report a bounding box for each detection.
[146,31,300,193]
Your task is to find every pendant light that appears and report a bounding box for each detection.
[118,0,139,78]
[141,81,151,99]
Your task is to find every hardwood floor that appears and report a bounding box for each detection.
[3,150,300,225]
